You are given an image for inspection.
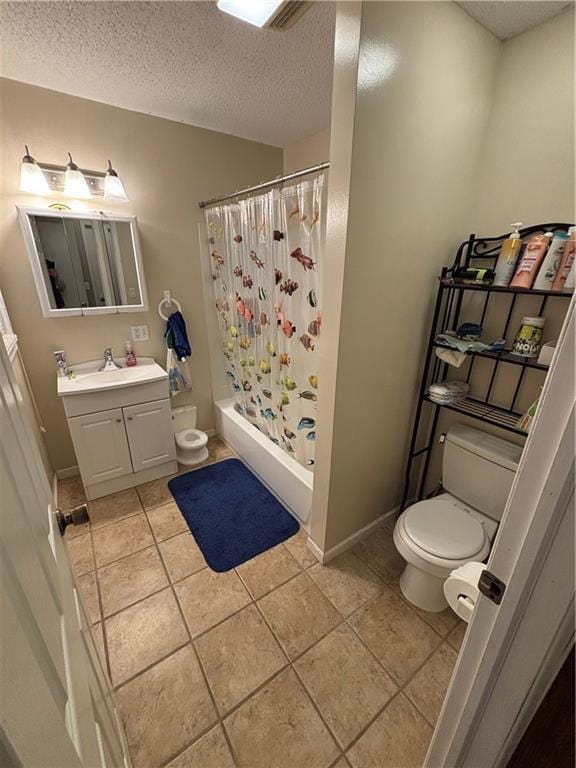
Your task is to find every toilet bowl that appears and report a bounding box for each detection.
[394,424,522,613]
[172,405,209,466]
[393,494,494,612]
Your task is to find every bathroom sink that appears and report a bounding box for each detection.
[57,357,168,396]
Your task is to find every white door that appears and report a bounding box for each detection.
[68,408,132,485]
[124,399,176,473]
[0,340,130,767]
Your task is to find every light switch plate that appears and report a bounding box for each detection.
[131,325,149,342]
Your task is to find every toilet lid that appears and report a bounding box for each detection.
[404,497,486,559]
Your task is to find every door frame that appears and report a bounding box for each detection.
[426,296,575,767]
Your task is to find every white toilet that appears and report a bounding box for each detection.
[393,424,523,613]
[172,405,209,466]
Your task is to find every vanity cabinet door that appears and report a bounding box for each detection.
[123,398,176,473]
[68,408,133,485]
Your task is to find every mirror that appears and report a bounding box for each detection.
[17,208,148,317]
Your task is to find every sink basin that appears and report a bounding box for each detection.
[57,357,168,396]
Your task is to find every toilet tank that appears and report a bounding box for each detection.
[442,424,523,521]
[171,405,197,432]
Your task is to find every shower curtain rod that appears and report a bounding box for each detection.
[198,161,329,209]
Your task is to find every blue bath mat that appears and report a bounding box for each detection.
[168,458,299,572]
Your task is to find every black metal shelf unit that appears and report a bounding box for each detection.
[399,222,574,512]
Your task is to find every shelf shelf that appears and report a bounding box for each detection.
[439,278,573,298]
[432,342,550,371]
[423,394,527,436]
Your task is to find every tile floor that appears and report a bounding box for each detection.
[61,435,465,768]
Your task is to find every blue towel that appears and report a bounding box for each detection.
[165,310,191,360]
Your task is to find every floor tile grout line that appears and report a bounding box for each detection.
[234,546,304,602]
[86,527,113,682]
[345,607,444,693]
[401,641,458,731]
[96,565,444,763]
[99,578,172,623]
[151,533,233,759]
[65,472,453,767]
[109,534,190,693]
[290,657,353,755]
[342,689,408,757]
[159,534,243,768]
[95,520,424,696]
[112,639,190,693]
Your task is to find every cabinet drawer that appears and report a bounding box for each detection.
[68,408,132,486]
[123,399,176,473]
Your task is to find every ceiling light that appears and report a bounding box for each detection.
[217,0,286,28]
[19,146,50,195]
[103,160,129,202]
[64,153,91,198]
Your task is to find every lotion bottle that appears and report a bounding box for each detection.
[493,222,523,287]
[533,231,568,290]
[510,231,551,289]
[551,226,576,292]
[124,340,137,367]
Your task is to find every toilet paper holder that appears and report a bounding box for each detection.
[478,570,506,605]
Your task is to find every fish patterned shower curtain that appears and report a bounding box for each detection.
[205,174,325,470]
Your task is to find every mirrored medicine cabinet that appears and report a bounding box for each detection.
[17,207,148,318]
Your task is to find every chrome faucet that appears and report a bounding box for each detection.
[99,348,122,372]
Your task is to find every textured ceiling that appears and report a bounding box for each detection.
[456,1,572,40]
[0,0,336,148]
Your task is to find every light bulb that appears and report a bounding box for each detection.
[19,146,50,195]
[103,160,129,202]
[64,153,91,198]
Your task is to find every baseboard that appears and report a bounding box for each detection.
[56,465,80,480]
[205,427,217,437]
[306,506,399,565]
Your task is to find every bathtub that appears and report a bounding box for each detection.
[214,399,313,530]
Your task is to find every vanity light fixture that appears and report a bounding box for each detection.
[18,148,129,200]
[103,160,129,202]
[64,153,91,198]
[19,146,50,195]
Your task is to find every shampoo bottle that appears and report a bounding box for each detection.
[532,231,568,290]
[493,222,523,287]
[510,231,551,289]
[551,226,576,292]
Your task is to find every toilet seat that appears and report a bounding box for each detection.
[175,428,208,450]
[403,496,487,560]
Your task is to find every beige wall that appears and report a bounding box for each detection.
[312,1,502,551]
[0,79,282,470]
[473,8,575,232]
[423,7,576,495]
[283,128,331,173]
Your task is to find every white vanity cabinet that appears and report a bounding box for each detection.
[59,358,178,500]
[123,400,175,472]
[68,407,133,485]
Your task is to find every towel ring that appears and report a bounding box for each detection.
[158,290,182,321]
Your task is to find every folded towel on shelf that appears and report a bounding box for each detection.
[435,347,467,368]
[435,331,506,354]
[428,380,470,404]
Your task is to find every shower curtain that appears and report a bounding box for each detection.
[205,173,325,470]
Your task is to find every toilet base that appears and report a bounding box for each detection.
[176,446,209,466]
[399,562,449,613]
